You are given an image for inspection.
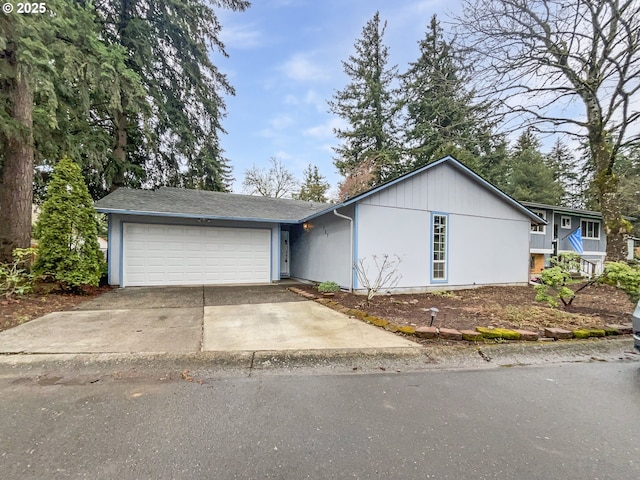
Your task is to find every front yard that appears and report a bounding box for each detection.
[0,285,112,333]
[1,282,634,339]
[294,282,634,335]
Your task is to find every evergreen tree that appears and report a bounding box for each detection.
[400,15,506,183]
[294,165,330,203]
[584,146,640,235]
[34,158,105,289]
[0,0,138,262]
[616,147,640,235]
[93,0,249,194]
[329,11,401,186]
[545,139,582,208]
[504,131,563,204]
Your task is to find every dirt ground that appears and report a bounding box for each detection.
[295,282,634,335]
[0,285,113,333]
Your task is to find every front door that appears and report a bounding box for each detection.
[280,230,290,277]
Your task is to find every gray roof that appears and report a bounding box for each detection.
[520,201,604,219]
[95,187,331,223]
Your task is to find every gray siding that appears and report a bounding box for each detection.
[528,209,606,255]
[107,214,280,286]
[355,162,531,290]
[290,205,353,288]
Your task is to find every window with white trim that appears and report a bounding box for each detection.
[432,214,447,281]
[531,210,546,233]
[561,216,571,229]
[581,220,600,239]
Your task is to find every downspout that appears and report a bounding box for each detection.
[333,208,353,292]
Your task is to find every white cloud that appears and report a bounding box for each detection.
[284,89,326,112]
[221,22,263,49]
[303,117,347,138]
[269,114,294,130]
[280,53,329,82]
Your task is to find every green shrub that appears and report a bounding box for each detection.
[33,158,105,290]
[601,261,640,303]
[318,281,341,293]
[0,248,37,298]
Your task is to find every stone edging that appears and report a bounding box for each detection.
[287,287,633,343]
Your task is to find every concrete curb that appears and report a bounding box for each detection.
[0,338,636,379]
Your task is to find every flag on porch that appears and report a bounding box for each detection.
[567,227,584,255]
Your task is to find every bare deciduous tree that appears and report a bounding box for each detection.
[337,156,376,201]
[456,0,640,261]
[355,254,403,303]
[242,157,298,198]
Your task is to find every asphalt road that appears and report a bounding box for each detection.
[1,360,639,479]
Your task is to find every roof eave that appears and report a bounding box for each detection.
[95,207,301,224]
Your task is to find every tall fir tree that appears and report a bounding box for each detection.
[545,139,582,208]
[0,0,138,262]
[329,11,401,186]
[294,165,330,203]
[34,158,105,289]
[400,15,506,184]
[92,0,249,194]
[504,130,563,204]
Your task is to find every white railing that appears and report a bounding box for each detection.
[579,257,596,278]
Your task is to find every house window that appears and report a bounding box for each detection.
[531,210,546,234]
[432,213,448,282]
[581,220,601,239]
[561,216,571,229]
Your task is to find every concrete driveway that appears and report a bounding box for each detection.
[0,284,419,354]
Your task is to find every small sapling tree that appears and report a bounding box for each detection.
[534,254,583,308]
[34,158,105,290]
[355,254,402,303]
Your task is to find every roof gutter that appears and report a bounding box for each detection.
[333,208,354,292]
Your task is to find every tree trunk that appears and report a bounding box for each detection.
[110,107,128,192]
[591,136,629,262]
[0,71,34,263]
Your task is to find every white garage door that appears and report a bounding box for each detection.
[123,223,271,286]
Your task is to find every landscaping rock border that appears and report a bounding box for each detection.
[288,287,633,343]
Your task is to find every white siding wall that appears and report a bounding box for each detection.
[356,205,430,287]
[290,207,352,288]
[107,214,280,286]
[448,215,530,285]
[356,163,531,290]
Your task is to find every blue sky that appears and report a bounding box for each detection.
[216,0,458,196]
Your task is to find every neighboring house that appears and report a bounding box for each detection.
[97,237,108,260]
[95,156,544,291]
[521,201,610,276]
[628,236,640,260]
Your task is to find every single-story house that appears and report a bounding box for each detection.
[95,156,545,292]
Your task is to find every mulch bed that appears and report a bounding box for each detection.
[0,284,113,333]
[293,282,634,337]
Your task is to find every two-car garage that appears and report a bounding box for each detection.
[96,186,330,288]
[121,223,271,287]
